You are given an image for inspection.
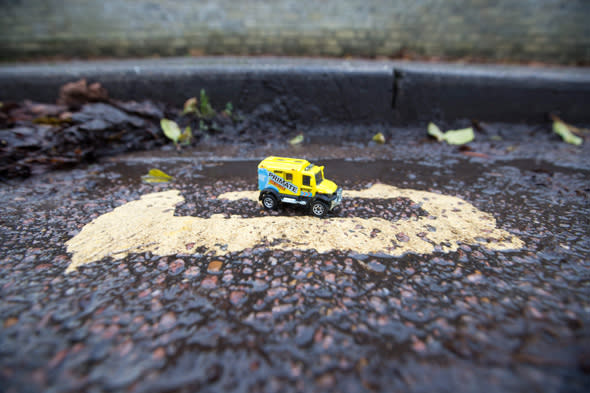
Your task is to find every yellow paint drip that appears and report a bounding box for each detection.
[65,184,523,272]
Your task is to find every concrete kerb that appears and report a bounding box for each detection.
[1,57,589,126]
[392,63,590,125]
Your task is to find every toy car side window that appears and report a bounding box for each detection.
[302,175,311,186]
[286,173,293,181]
[315,171,322,185]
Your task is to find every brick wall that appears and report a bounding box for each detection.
[1,0,588,64]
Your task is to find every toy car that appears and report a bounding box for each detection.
[258,156,342,217]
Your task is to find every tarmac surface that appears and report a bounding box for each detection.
[1,133,589,392]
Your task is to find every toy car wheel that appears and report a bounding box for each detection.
[262,194,278,210]
[310,201,328,217]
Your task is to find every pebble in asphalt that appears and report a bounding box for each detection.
[1,143,589,393]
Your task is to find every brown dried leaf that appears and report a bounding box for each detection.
[58,79,109,109]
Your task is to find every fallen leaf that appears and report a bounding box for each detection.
[33,116,71,126]
[427,123,445,142]
[428,123,474,145]
[372,132,386,144]
[183,97,198,115]
[58,79,108,109]
[141,168,174,183]
[550,114,589,136]
[289,134,304,145]
[444,128,474,145]
[178,126,192,145]
[160,119,181,144]
[114,100,164,119]
[553,119,583,145]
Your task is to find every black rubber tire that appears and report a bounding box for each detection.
[310,201,328,217]
[262,194,278,210]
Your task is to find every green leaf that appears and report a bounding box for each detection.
[427,122,445,142]
[553,120,582,145]
[289,133,304,145]
[372,132,386,144]
[178,126,192,145]
[200,89,215,118]
[428,123,474,145]
[444,127,474,145]
[141,168,174,183]
[161,119,181,143]
[224,102,233,116]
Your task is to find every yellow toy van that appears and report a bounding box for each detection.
[258,156,342,217]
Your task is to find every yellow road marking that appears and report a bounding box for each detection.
[65,184,523,272]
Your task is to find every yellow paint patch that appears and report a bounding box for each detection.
[65,184,523,272]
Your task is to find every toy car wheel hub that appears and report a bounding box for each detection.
[312,203,325,216]
[263,196,276,209]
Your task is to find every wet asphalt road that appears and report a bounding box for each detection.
[1,135,589,393]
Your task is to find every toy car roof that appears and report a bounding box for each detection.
[258,156,314,172]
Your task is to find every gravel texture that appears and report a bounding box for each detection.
[1,138,589,392]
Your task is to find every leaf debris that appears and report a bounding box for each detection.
[551,115,583,145]
[183,97,198,115]
[372,132,386,144]
[428,123,474,145]
[161,119,192,146]
[141,168,174,184]
[161,118,181,143]
[289,133,304,145]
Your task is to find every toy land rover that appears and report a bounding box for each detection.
[258,156,342,217]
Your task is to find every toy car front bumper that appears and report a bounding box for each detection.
[330,187,343,210]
